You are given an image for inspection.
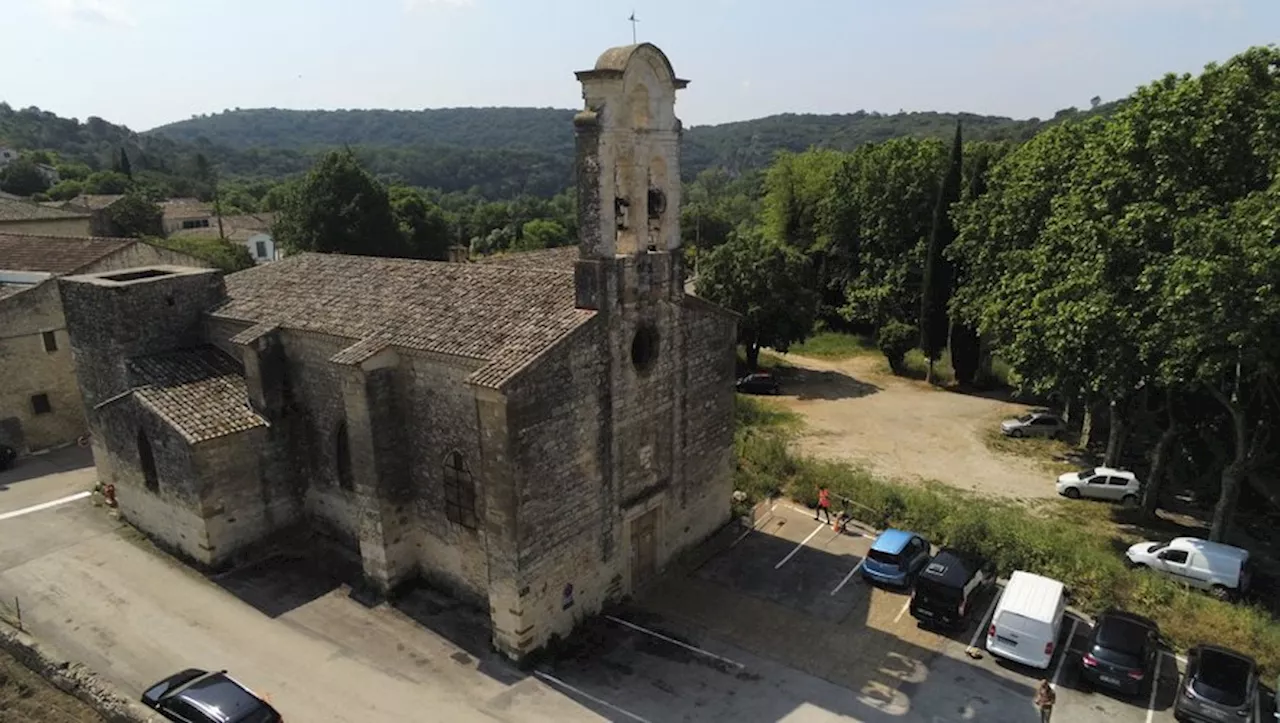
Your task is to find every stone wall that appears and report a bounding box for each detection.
[404,354,489,605]
[0,217,91,237]
[198,428,296,565]
[0,281,82,452]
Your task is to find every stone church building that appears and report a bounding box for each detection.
[59,44,738,659]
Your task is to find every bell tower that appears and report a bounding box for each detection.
[572,43,688,311]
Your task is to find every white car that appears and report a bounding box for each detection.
[1056,467,1141,506]
[1124,537,1251,601]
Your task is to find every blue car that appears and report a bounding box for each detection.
[862,529,932,588]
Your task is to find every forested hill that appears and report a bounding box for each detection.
[147,106,1088,178]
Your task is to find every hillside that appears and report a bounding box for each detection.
[149,106,1067,179]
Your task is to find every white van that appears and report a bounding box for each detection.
[1124,537,1251,601]
[986,570,1067,669]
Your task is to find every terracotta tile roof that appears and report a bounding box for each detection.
[0,197,91,222]
[128,347,268,444]
[66,194,126,211]
[212,252,596,389]
[0,233,134,274]
[474,245,579,272]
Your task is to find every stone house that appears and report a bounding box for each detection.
[0,197,92,236]
[58,43,737,660]
[0,234,212,454]
[171,213,281,264]
[160,198,215,235]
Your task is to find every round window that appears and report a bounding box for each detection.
[631,324,659,371]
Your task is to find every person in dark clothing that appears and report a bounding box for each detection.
[1033,679,1056,722]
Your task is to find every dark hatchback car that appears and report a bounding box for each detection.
[736,372,780,395]
[1175,645,1259,723]
[1080,609,1160,696]
[909,548,996,630]
[142,669,282,723]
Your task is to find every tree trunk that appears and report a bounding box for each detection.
[746,342,761,371]
[926,357,935,384]
[1142,423,1178,519]
[1080,402,1095,452]
[1208,391,1250,543]
[1104,398,1127,468]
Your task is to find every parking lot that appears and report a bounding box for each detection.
[537,502,1237,723]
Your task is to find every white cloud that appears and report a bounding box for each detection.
[40,0,138,27]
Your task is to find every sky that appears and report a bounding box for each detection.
[6,0,1278,132]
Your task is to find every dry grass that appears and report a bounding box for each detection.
[0,650,104,723]
[981,426,1084,476]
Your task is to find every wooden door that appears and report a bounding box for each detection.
[630,507,659,591]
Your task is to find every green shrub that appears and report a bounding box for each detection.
[789,331,877,360]
[734,403,1280,677]
[875,321,917,374]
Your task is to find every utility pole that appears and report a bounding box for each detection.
[629,11,639,44]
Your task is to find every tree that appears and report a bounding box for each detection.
[272,150,403,257]
[116,147,133,179]
[919,123,963,383]
[877,320,918,375]
[697,228,818,370]
[390,186,454,260]
[516,218,567,251]
[104,193,163,237]
[150,236,255,274]
[0,156,51,196]
[46,179,84,201]
[83,170,132,195]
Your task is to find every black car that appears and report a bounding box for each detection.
[1175,645,1259,723]
[142,669,282,723]
[736,372,780,395]
[1080,609,1160,696]
[909,548,996,630]
[0,444,16,471]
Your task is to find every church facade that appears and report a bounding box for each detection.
[58,43,738,659]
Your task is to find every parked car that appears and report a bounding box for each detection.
[999,411,1064,438]
[142,669,282,723]
[1080,609,1160,696]
[909,547,997,630]
[736,372,780,395]
[1125,537,1252,601]
[862,529,932,589]
[1174,645,1259,723]
[986,570,1067,670]
[1056,467,1142,506]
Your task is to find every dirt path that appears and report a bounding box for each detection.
[769,352,1057,501]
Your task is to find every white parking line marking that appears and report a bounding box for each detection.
[1145,652,1163,723]
[968,592,1001,651]
[534,671,652,723]
[1050,618,1078,689]
[604,615,746,670]
[774,522,825,569]
[0,491,91,521]
[830,559,864,596]
[893,597,912,624]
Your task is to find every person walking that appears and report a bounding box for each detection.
[814,486,832,524]
[1033,679,1056,722]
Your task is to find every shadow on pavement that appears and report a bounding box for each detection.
[0,445,93,490]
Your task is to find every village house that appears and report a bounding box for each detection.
[0,197,92,236]
[0,233,211,455]
[58,43,738,660]
[160,198,215,234]
[171,213,281,263]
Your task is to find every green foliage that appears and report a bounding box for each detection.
[45,179,83,201]
[83,170,132,195]
[54,162,91,181]
[116,147,132,178]
[875,320,917,374]
[787,331,877,360]
[149,236,254,274]
[516,218,568,251]
[273,150,401,257]
[735,408,1280,677]
[697,228,819,369]
[389,185,454,260]
[103,193,162,237]
[919,123,963,369]
[0,156,50,196]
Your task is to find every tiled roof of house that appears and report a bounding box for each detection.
[170,213,275,242]
[213,252,596,389]
[66,194,126,211]
[0,233,134,274]
[160,198,213,219]
[128,347,268,444]
[0,197,91,222]
[474,244,579,272]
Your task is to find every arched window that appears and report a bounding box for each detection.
[138,430,158,493]
[443,451,476,529]
[335,421,354,491]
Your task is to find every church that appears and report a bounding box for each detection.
[58,43,738,660]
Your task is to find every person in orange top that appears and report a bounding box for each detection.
[814,486,832,524]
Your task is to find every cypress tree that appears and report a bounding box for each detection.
[920,122,963,383]
[950,149,989,387]
[117,147,133,179]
